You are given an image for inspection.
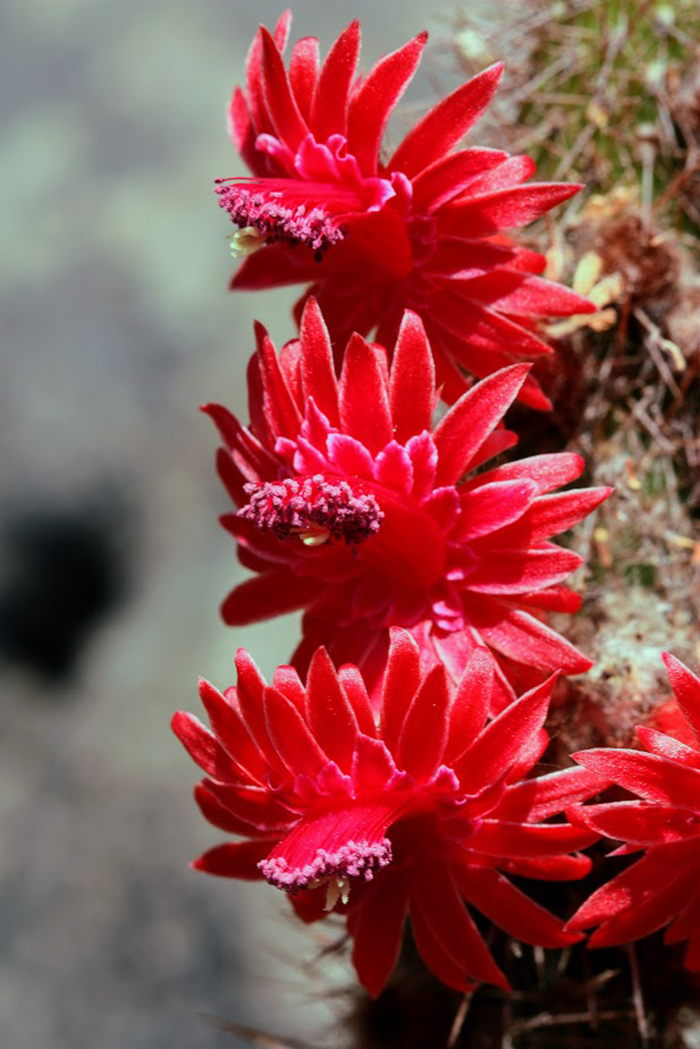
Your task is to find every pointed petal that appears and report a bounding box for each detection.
[663,654,700,743]
[221,571,322,626]
[410,862,509,989]
[347,32,428,174]
[338,665,378,737]
[496,766,607,822]
[264,685,329,777]
[433,364,530,485]
[456,866,581,947]
[465,547,583,595]
[171,711,238,781]
[412,148,510,213]
[464,452,585,496]
[444,647,494,763]
[636,727,700,770]
[310,20,361,139]
[456,480,537,541]
[339,334,393,454]
[259,26,310,151]
[456,675,556,794]
[289,36,320,122]
[192,840,275,879]
[473,602,592,674]
[571,801,700,846]
[351,873,409,997]
[389,62,504,178]
[306,647,359,771]
[380,629,422,751]
[389,311,435,443]
[468,819,597,857]
[440,182,583,237]
[573,749,700,807]
[396,664,450,779]
[299,297,340,426]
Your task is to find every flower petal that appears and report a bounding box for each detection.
[347,32,428,174]
[192,840,276,879]
[433,364,530,486]
[573,749,700,807]
[380,628,422,751]
[351,871,409,996]
[310,20,361,140]
[389,62,504,178]
[456,866,581,947]
[339,334,393,454]
[396,664,450,780]
[662,654,700,743]
[389,311,436,443]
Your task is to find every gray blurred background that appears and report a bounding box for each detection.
[0,1,475,1047]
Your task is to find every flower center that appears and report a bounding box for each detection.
[260,838,393,896]
[215,182,346,260]
[239,476,384,546]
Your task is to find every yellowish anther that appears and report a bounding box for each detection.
[297,525,331,547]
[324,875,351,911]
[229,226,265,258]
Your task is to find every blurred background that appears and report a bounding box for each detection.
[0,1,471,1046]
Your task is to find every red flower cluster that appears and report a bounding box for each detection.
[566,655,700,969]
[173,633,603,994]
[207,300,610,708]
[219,12,594,409]
[172,9,700,1003]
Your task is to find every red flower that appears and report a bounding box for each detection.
[566,654,700,970]
[219,13,595,410]
[172,633,603,994]
[206,300,610,708]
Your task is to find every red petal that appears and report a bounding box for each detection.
[410,862,509,989]
[264,686,329,777]
[572,801,700,846]
[310,20,361,140]
[339,334,393,454]
[192,840,275,879]
[636,726,700,770]
[299,297,340,426]
[500,854,592,881]
[338,665,377,737]
[468,819,597,857]
[456,675,556,794]
[496,766,606,822]
[433,364,530,485]
[663,654,700,743]
[289,36,319,122]
[464,452,585,496]
[456,480,537,540]
[411,148,509,213]
[194,782,286,837]
[380,629,422,751]
[440,182,582,237]
[259,26,310,151]
[588,868,696,948]
[172,711,238,781]
[347,32,428,175]
[573,748,700,807]
[464,547,583,595]
[458,154,536,197]
[231,242,321,290]
[389,62,504,178]
[566,853,667,932]
[396,664,450,780]
[221,571,322,626]
[306,647,359,771]
[444,647,494,763]
[457,269,595,318]
[484,487,612,547]
[351,872,409,997]
[198,678,267,782]
[389,311,435,443]
[456,866,581,946]
[473,602,592,673]
[255,322,302,439]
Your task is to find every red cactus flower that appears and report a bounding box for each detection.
[206,300,610,708]
[172,633,603,994]
[219,12,595,410]
[566,654,700,970]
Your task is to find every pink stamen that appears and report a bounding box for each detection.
[239,476,384,546]
[214,182,346,258]
[259,838,392,893]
